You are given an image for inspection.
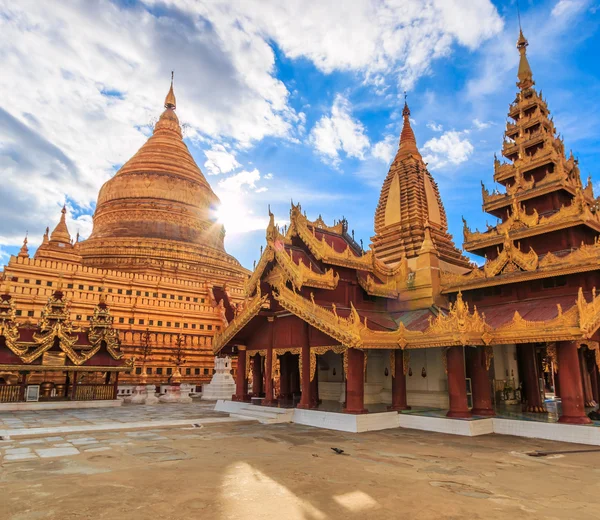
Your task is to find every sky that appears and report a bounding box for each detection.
[0,0,599,270]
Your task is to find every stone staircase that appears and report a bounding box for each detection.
[215,400,294,424]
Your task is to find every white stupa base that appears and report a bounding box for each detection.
[124,385,149,405]
[143,385,159,405]
[159,385,192,404]
[202,357,236,401]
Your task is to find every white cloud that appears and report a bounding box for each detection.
[218,169,262,193]
[372,135,397,164]
[204,145,240,175]
[0,0,503,250]
[309,95,370,166]
[552,0,587,18]
[427,122,444,132]
[422,131,474,170]
[472,118,491,130]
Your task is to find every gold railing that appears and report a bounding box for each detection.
[0,385,21,403]
[74,384,115,401]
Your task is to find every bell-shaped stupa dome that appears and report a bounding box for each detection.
[79,74,244,279]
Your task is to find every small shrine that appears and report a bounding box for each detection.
[0,284,130,404]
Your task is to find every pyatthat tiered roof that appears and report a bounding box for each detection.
[371,101,471,270]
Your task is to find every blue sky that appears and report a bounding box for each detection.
[0,0,598,270]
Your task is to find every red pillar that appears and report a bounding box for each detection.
[557,341,592,424]
[309,360,319,409]
[446,346,472,418]
[298,343,312,409]
[343,349,367,414]
[467,347,495,416]
[112,371,119,400]
[263,318,276,406]
[389,350,410,411]
[579,349,595,407]
[232,347,249,402]
[590,360,599,406]
[251,354,262,396]
[520,344,545,412]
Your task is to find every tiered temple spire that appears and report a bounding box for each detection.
[464,29,595,259]
[371,98,470,270]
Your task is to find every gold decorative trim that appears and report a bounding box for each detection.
[212,287,270,353]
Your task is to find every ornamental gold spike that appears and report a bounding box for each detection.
[164,71,176,109]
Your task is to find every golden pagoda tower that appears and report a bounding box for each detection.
[2,75,249,386]
[371,100,471,271]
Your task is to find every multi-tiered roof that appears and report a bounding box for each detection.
[446,30,598,294]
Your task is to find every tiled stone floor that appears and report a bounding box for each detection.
[0,401,221,431]
[0,428,174,463]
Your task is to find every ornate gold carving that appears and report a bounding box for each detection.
[546,342,558,372]
[272,283,362,349]
[310,351,317,382]
[483,234,538,277]
[311,345,345,355]
[484,345,494,371]
[212,287,270,353]
[357,273,399,299]
[577,287,600,338]
[87,297,122,360]
[343,350,348,378]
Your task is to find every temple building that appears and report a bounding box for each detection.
[0,77,249,394]
[214,31,600,430]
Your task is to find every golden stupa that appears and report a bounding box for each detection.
[4,75,248,387]
[78,74,242,279]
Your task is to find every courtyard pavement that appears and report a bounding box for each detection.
[1,404,600,519]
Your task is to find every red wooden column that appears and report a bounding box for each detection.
[251,354,263,396]
[389,350,410,411]
[520,344,545,412]
[590,360,599,406]
[446,346,472,418]
[112,371,119,400]
[263,318,276,406]
[557,341,592,424]
[579,349,596,407]
[343,349,367,414]
[297,342,312,409]
[309,361,319,408]
[467,347,495,416]
[232,347,249,402]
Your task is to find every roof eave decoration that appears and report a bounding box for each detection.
[212,287,270,354]
[442,237,600,292]
[464,189,600,250]
[577,287,600,339]
[87,297,123,360]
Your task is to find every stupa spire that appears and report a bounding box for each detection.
[516,29,534,90]
[164,71,176,110]
[49,205,72,245]
[18,233,29,258]
[396,94,421,160]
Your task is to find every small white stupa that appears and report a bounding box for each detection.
[201,356,235,400]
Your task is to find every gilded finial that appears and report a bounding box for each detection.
[18,232,29,258]
[516,26,534,90]
[164,71,176,109]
